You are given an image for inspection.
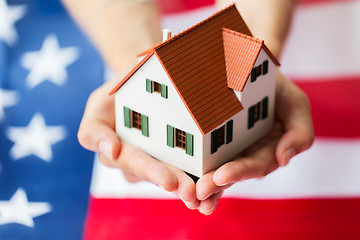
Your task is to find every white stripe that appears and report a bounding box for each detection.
[91,138,360,199]
[280,2,360,79]
[225,138,360,198]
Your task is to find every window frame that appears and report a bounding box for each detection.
[123,106,149,137]
[167,125,193,156]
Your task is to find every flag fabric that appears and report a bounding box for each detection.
[0,0,359,239]
[85,0,360,239]
[0,0,104,239]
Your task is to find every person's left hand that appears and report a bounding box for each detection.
[194,72,314,215]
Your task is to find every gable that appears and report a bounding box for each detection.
[223,28,280,92]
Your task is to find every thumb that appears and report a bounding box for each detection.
[77,82,121,160]
[78,120,121,160]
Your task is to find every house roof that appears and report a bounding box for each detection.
[110,5,279,135]
[223,28,280,92]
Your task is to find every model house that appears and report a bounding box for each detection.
[110,4,280,177]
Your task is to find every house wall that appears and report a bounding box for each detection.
[114,54,204,177]
[202,49,276,175]
[237,48,276,110]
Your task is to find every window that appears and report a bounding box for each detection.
[217,126,225,147]
[153,81,161,93]
[123,106,149,136]
[251,60,269,82]
[132,111,142,130]
[167,125,194,156]
[253,102,261,122]
[146,78,168,98]
[248,96,269,129]
[175,128,186,149]
[211,120,233,154]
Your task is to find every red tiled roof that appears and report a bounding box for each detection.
[223,28,263,92]
[154,5,249,135]
[110,5,279,135]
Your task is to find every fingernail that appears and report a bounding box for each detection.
[199,205,216,215]
[184,201,198,210]
[99,141,113,160]
[179,196,198,210]
[281,148,296,166]
[158,184,170,192]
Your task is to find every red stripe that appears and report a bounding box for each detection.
[300,0,359,5]
[294,76,360,138]
[84,197,360,240]
[157,0,359,14]
[158,0,214,14]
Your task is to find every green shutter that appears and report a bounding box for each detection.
[226,120,233,144]
[141,114,149,136]
[248,106,255,129]
[262,97,269,119]
[185,132,194,156]
[167,125,174,147]
[251,68,257,82]
[211,130,218,154]
[146,78,153,93]
[124,106,131,128]
[161,84,168,99]
[262,60,269,75]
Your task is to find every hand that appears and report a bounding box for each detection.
[195,72,314,215]
[77,79,200,209]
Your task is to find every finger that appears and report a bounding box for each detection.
[115,142,183,193]
[196,171,233,201]
[198,191,223,215]
[99,153,117,168]
[115,145,199,208]
[174,171,200,209]
[212,154,278,187]
[275,73,314,165]
[78,83,121,160]
[123,171,143,183]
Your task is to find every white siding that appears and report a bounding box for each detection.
[114,54,203,177]
[203,49,276,174]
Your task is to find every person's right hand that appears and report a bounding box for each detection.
[77,79,200,209]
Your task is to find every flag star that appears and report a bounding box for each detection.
[6,113,67,162]
[0,188,51,228]
[0,88,19,121]
[20,34,79,89]
[0,0,26,46]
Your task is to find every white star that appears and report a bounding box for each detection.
[20,34,79,89]
[0,88,19,121]
[6,113,67,162]
[0,0,26,46]
[0,188,51,227]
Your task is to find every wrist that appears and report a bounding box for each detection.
[90,0,162,73]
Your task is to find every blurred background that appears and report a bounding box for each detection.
[0,0,359,239]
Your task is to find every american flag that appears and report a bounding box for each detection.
[1,0,360,239]
[0,0,104,239]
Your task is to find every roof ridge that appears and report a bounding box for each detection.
[155,4,237,51]
[222,27,263,45]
